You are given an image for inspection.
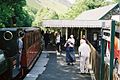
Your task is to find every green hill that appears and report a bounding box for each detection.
[26,0,69,14]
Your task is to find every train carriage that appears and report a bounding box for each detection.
[0,27,42,80]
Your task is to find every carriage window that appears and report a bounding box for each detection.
[0,54,5,63]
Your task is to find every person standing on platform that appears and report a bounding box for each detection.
[82,35,89,44]
[17,31,24,69]
[41,30,45,50]
[64,35,75,65]
[78,39,91,73]
[44,31,50,50]
[55,32,61,53]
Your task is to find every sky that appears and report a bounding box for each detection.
[67,0,76,4]
[106,0,112,1]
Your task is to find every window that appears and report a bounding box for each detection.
[0,54,5,63]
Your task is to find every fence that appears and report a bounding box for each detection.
[89,43,118,80]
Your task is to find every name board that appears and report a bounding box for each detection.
[102,29,111,41]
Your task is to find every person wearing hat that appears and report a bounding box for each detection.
[64,35,75,65]
[78,39,91,73]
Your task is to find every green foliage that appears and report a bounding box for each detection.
[32,8,59,27]
[61,0,110,19]
[112,0,120,2]
[0,3,13,27]
[84,0,105,9]
[32,8,48,26]
[0,0,33,27]
[15,9,33,27]
[43,10,59,19]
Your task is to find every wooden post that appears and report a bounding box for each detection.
[65,27,68,40]
[80,30,83,39]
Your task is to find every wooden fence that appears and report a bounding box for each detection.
[89,44,118,80]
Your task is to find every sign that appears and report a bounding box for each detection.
[102,29,111,41]
[100,20,115,80]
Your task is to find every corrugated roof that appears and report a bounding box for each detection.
[75,3,118,20]
[42,20,112,28]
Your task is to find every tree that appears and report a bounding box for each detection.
[61,0,110,19]
[113,0,120,2]
[0,0,33,27]
[32,8,59,28]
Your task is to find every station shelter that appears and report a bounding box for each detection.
[42,3,120,49]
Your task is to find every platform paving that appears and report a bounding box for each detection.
[24,52,49,80]
[36,52,93,80]
[24,43,95,80]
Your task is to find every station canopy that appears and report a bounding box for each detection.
[42,20,112,28]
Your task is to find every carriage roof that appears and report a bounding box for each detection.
[0,27,39,32]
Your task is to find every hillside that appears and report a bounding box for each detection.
[26,0,73,14]
[54,0,72,7]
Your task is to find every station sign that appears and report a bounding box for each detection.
[101,21,112,41]
[102,29,111,41]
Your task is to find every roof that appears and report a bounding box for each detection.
[75,3,118,20]
[42,20,112,28]
[0,27,39,32]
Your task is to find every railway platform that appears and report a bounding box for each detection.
[24,45,95,80]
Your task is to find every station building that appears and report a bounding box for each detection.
[42,3,120,50]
